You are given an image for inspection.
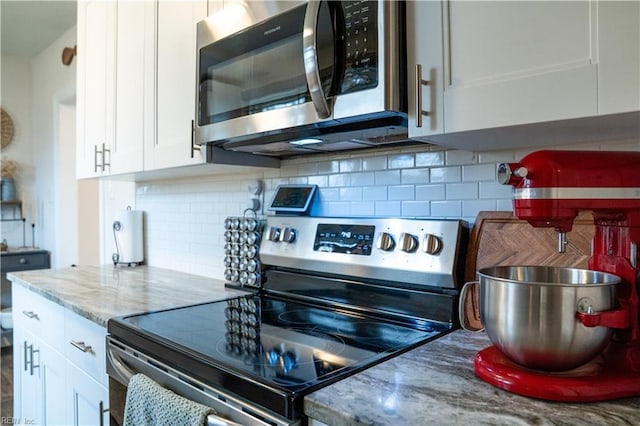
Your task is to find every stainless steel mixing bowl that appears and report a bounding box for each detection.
[477,265,621,371]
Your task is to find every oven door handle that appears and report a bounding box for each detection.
[106,343,137,385]
[107,343,245,426]
[303,0,331,119]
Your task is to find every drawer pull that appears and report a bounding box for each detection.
[99,401,109,426]
[71,340,94,354]
[22,310,39,320]
[19,257,28,264]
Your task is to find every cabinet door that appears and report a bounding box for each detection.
[76,1,116,178]
[597,1,640,114]
[42,342,67,425]
[145,0,207,171]
[67,362,109,426]
[406,0,445,140]
[13,328,42,424]
[442,1,598,133]
[13,329,66,425]
[111,1,148,175]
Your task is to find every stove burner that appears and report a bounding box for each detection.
[277,309,339,325]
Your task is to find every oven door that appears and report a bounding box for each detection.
[106,337,297,426]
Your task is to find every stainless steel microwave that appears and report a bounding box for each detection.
[195,0,408,156]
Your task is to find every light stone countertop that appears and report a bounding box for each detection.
[7,265,246,327]
[10,266,640,424]
[304,330,640,425]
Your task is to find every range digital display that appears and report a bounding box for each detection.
[313,224,375,256]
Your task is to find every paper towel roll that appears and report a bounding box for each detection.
[113,208,144,265]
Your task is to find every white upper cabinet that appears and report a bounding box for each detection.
[406,0,445,138]
[443,0,598,133]
[407,0,640,148]
[77,1,207,179]
[144,1,207,171]
[112,1,148,175]
[76,1,115,178]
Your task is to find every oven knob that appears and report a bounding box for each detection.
[267,227,281,242]
[376,232,395,251]
[422,234,443,255]
[399,233,419,253]
[280,227,296,243]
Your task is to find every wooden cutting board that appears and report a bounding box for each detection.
[461,211,595,330]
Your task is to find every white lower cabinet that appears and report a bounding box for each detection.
[12,284,108,425]
[67,363,109,426]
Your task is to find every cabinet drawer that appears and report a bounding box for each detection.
[65,308,107,387]
[1,252,49,272]
[12,284,65,353]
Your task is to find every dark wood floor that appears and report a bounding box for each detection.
[1,346,12,419]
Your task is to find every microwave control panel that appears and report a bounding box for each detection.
[341,1,378,93]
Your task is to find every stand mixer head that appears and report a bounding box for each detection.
[474,150,640,402]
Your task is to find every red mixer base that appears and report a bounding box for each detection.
[474,345,640,402]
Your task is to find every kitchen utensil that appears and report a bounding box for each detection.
[476,265,620,371]
[473,150,640,402]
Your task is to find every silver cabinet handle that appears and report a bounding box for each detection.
[22,310,39,320]
[94,144,102,173]
[415,64,431,128]
[303,0,331,119]
[24,341,40,376]
[101,143,111,171]
[190,119,200,159]
[19,257,27,264]
[70,340,94,354]
[99,401,109,426]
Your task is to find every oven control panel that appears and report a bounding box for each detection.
[260,216,467,289]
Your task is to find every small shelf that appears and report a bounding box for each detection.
[0,200,23,221]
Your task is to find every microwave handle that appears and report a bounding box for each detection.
[303,1,331,119]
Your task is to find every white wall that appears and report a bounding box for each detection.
[135,138,640,280]
[29,26,78,267]
[1,55,33,248]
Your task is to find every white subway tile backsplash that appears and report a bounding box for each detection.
[375,201,401,216]
[350,172,375,186]
[339,158,363,172]
[388,185,414,201]
[462,163,496,182]
[431,201,462,217]
[415,184,445,201]
[362,186,387,201]
[362,156,387,171]
[401,168,429,184]
[329,173,350,187]
[430,167,461,183]
[388,153,415,169]
[415,151,445,167]
[374,170,401,185]
[340,187,363,201]
[401,201,430,217]
[446,183,478,200]
[446,150,477,166]
[135,142,636,280]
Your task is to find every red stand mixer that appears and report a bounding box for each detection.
[474,150,640,402]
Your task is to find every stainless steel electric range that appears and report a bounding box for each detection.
[107,216,467,425]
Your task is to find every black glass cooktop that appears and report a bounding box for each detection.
[108,293,447,418]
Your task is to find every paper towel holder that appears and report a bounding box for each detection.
[112,206,144,267]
